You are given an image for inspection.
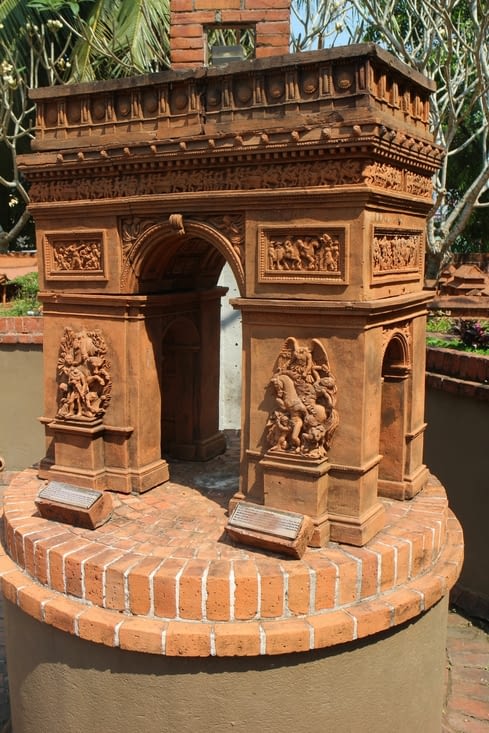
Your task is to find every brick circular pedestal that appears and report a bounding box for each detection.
[1,466,462,732]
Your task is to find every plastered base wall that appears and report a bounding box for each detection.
[425,389,489,614]
[6,597,448,733]
[0,345,43,472]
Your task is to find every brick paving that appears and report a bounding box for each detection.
[442,610,489,733]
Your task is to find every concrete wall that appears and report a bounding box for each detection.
[6,597,448,733]
[0,344,44,473]
[425,388,489,618]
[218,263,241,429]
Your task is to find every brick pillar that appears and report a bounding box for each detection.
[170,0,291,68]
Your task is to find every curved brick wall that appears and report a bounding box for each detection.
[1,469,462,657]
[426,346,489,400]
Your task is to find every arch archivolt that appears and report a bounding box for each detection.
[381,325,411,373]
[119,214,245,294]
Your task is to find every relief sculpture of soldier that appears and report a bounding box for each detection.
[267,232,340,273]
[266,337,339,459]
[56,327,112,421]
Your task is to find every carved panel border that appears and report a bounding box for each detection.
[371,227,423,283]
[44,231,107,281]
[258,226,348,285]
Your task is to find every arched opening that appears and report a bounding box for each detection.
[378,334,411,494]
[129,221,243,468]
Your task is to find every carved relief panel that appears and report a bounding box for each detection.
[371,228,423,282]
[265,337,339,460]
[259,227,347,284]
[44,231,106,281]
[56,327,112,422]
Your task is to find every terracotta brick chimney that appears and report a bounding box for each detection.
[170,0,291,68]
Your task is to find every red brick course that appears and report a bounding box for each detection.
[426,346,489,401]
[0,469,463,657]
[0,317,43,345]
[170,0,290,68]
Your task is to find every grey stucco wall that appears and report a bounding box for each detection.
[0,344,44,473]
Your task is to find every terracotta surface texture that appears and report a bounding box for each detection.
[18,43,444,548]
[0,449,463,657]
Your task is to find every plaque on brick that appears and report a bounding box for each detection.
[226,501,314,558]
[229,502,303,540]
[39,482,101,509]
[36,481,113,529]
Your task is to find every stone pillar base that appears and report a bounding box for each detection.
[378,464,429,500]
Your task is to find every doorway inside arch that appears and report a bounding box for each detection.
[378,334,411,494]
[137,232,242,467]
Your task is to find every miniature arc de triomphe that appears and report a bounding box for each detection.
[27,44,439,548]
[1,4,463,732]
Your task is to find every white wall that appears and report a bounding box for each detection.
[218,263,242,429]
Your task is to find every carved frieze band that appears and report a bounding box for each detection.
[56,327,112,422]
[30,159,366,203]
[372,228,423,279]
[266,337,339,460]
[44,231,106,280]
[30,158,432,204]
[259,227,346,284]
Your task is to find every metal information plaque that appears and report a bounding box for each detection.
[38,482,102,510]
[229,503,303,541]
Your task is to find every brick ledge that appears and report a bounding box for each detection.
[0,511,462,656]
[0,316,43,345]
[0,471,463,657]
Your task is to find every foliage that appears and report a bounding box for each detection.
[450,319,489,351]
[0,0,170,251]
[426,311,453,334]
[3,270,41,314]
[426,316,489,355]
[291,0,489,274]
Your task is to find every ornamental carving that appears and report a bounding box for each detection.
[362,162,403,190]
[45,233,105,279]
[30,159,365,203]
[205,214,245,265]
[56,327,111,421]
[372,229,422,274]
[266,338,339,459]
[405,171,432,198]
[260,229,345,283]
[120,217,158,265]
[52,240,101,271]
[381,322,411,355]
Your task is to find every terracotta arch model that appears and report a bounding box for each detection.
[21,43,442,547]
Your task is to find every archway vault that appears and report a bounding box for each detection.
[120,217,245,296]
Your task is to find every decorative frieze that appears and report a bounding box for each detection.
[30,158,367,203]
[372,228,423,278]
[259,228,346,284]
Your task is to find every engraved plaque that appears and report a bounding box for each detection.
[39,482,102,510]
[229,503,303,540]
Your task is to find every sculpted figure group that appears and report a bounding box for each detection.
[266,337,339,459]
[56,327,112,421]
[267,233,340,273]
[53,241,102,271]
